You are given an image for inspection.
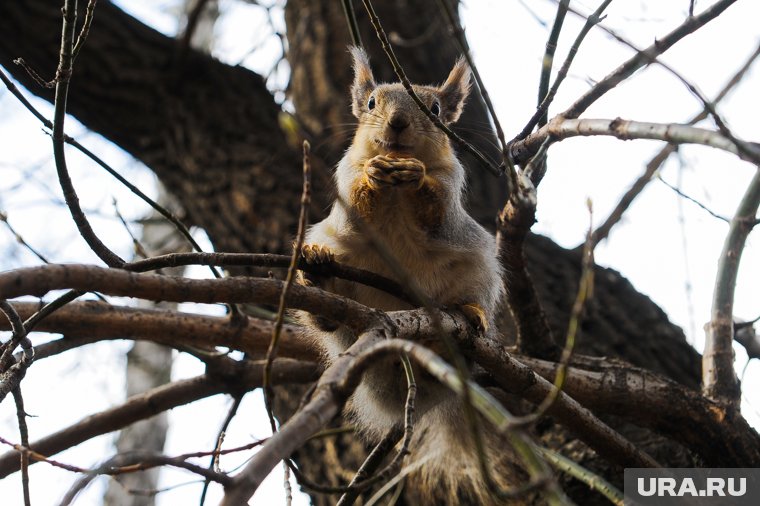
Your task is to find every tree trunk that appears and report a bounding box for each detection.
[0,1,703,504]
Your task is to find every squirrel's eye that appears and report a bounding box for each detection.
[430,100,441,116]
[367,96,376,110]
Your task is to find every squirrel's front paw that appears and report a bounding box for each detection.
[459,303,489,333]
[364,155,425,189]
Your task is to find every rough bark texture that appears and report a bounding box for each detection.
[0,1,704,504]
[0,0,327,257]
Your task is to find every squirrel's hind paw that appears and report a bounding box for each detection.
[300,243,335,265]
[460,303,489,333]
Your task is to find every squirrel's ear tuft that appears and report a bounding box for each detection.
[438,56,471,124]
[349,46,376,118]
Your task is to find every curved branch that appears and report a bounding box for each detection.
[126,252,412,303]
[52,0,125,268]
[703,168,760,406]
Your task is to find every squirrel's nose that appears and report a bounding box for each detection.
[388,113,410,132]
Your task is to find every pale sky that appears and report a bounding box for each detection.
[0,1,759,504]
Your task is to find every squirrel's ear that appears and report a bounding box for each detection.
[349,46,376,118]
[438,57,471,124]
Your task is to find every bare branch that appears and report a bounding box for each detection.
[517,0,612,139]
[703,168,760,407]
[126,252,412,304]
[0,67,220,277]
[497,161,560,359]
[264,141,312,433]
[341,0,363,47]
[12,388,31,506]
[0,264,379,333]
[52,0,125,267]
[590,40,760,245]
[521,355,760,466]
[511,117,760,166]
[4,301,313,362]
[537,0,570,129]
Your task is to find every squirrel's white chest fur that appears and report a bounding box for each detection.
[305,186,502,328]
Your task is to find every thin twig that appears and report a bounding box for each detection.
[341,0,363,47]
[0,67,223,279]
[199,394,244,506]
[0,211,50,263]
[517,0,613,140]
[537,0,570,129]
[335,428,403,505]
[536,446,623,506]
[72,0,98,60]
[52,0,125,267]
[434,0,518,187]
[13,387,31,506]
[22,290,82,334]
[263,141,312,502]
[657,175,729,223]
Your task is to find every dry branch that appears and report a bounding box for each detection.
[3,301,313,362]
[0,264,377,333]
[521,356,760,466]
[703,168,760,407]
[511,117,760,166]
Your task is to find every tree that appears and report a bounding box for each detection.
[0,0,759,505]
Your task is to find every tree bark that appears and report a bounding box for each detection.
[0,1,706,504]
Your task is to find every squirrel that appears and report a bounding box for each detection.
[298,47,511,504]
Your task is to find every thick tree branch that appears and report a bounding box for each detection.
[703,168,760,406]
[520,355,760,467]
[0,264,378,333]
[3,301,313,361]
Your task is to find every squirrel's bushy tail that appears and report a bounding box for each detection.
[401,400,534,506]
